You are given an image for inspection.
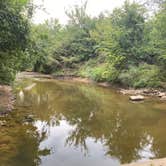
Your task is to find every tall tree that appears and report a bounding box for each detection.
[0,0,31,84]
[111,1,146,63]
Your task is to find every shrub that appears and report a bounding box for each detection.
[79,63,119,82]
[0,52,20,85]
[90,65,107,81]
[118,63,161,88]
[0,66,16,85]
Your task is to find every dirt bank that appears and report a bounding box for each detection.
[0,85,14,114]
[122,158,166,166]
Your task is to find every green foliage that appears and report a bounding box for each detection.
[0,0,30,51]
[1,0,166,89]
[89,64,118,82]
[0,58,16,84]
[159,54,166,69]
[0,0,31,84]
[110,1,146,63]
[30,19,62,73]
[26,0,166,89]
[79,55,125,82]
[118,64,161,88]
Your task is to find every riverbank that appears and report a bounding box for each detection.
[57,76,166,99]
[0,85,14,115]
[54,75,166,100]
[17,72,166,100]
[2,70,165,115]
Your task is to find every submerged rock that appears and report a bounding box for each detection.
[129,95,145,101]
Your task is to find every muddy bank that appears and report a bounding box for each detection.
[122,158,166,166]
[0,85,14,114]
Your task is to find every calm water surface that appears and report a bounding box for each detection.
[0,78,166,166]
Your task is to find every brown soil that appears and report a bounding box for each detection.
[0,85,14,114]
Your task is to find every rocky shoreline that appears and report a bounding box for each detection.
[53,74,166,101]
[119,88,166,101]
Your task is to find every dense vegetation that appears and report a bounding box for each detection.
[0,0,166,88]
[0,0,33,84]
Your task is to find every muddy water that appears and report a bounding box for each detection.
[0,78,166,166]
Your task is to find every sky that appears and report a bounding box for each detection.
[33,0,128,24]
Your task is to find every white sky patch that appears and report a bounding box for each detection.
[32,0,128,24]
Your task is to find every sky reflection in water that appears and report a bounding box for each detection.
[1,79,166,166]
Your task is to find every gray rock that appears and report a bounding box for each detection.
[129,95,145,101]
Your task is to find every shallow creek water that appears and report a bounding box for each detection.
[0,78,166,166]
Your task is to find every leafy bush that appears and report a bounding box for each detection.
[118,64,161,88]
[79,63,119,82]
[0,66,16,85]
[0,50,26,84]
[158,54,166,69]
[79,54,125,82]
[0,0,30,84]
[90,64,107,81]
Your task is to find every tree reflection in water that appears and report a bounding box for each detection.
[0,112,50,166]
[8,79,166,165]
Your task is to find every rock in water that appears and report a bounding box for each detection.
[161,96,166,101]
[129,95,145,101]
[158,92,166,97]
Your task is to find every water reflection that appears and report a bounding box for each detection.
[0,115,50,166]
[1,79,166,166]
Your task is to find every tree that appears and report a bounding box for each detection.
[0,0,31,84]
[111,1,146,63]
